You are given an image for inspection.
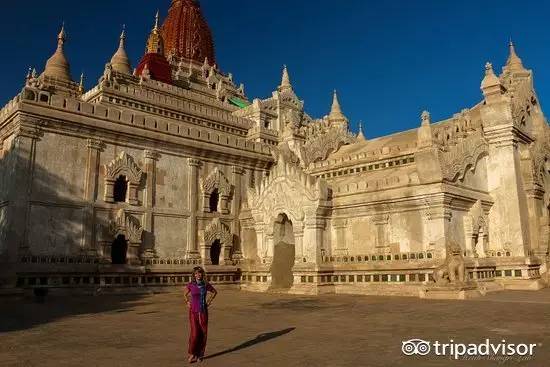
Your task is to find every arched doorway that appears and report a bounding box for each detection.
[111,235,128,264]
[210,239,221,265]
[271,213,295,289]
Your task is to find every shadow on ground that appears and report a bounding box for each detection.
[0,293,151,332]
[205,327,295,360]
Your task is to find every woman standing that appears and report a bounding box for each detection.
[185,266,217,363]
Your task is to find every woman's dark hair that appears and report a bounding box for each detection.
[192,266,206,283]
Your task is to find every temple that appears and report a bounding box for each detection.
[1,0,549,297]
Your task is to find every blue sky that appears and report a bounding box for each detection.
[2,0,550,138]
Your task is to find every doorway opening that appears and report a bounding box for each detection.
[210,239,221,265]
[111,234,128,264]
[271,213,295,289]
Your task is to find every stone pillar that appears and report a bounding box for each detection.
[264,223,274,263]
[143,150,160,209]
[202,193,210,213]
[480,71,532,257]
[332,218,349,255]
[142,150,160,257]
[463,218,475,257]
[187,158,201,259]
[484,128,531,256]
[104,179,115,203]
[128,182,139,206]
[303,209,325,264]
[424,195,453,258]
[254,223,266,261]
[82,139,104,254]
[525,185,545,256]
[5,122,42,261]
[220,194,230,214]
[199,234,211,265]
[84,139,104,201]
[293,227,304,263]
[372,214,390,250]
[231,166,244,259]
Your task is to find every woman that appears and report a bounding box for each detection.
[185,266,217,363]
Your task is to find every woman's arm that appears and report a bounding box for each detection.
[184,288,191,308]
[207,286,217,306]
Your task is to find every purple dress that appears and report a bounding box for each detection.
[187,281,216,357]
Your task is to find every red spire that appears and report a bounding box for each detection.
[135,11,172,84]
[160,0,216,65]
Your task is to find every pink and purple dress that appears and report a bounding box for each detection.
[187,281,216,358]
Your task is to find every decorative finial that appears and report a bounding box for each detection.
[332,90,342,112]
[329,90,347,122]
[506,39,525,71]
[145,10,164,54]
[154,10,160,30]
[57,22,66,46]
[357,120,366,140]
[79,72,85,93]
[116,25,126,50]
[279,64,292,91]
[110,24,132,74]
[41,23,72,81]
[26,66,32,80]
[485,62,493,75]
[481,61,503,100]
[421,110,431,125]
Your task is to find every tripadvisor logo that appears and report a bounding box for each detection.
[402,339,539,360]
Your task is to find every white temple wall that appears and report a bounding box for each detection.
[32,132,87,201]
[27,205,85,255]
[460,155,489,191]
[347,217,376,254]
[153,216,188,258]
[447,210,467,250]
[155,154,189,210]
[388,211,426,253]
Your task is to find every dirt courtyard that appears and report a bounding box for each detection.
[1,288,550,367]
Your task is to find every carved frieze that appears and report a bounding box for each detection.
[529,130,550,186]
[299,123,355,166]
[105,151,143,184]
[200,167,232,196]
[439,131,489,182]
[204,218,233,247]
[109,209,144,244]
[248,154,330,226]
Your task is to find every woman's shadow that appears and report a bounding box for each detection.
[205,327,295,360]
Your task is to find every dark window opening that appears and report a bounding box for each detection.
[114,175,128,202]
[209,189,219,212]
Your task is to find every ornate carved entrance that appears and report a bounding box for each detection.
[108,209,144,265]
[202,218,233,265]
[247,155,331,267]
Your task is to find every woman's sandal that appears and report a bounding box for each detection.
[188,355,198,364]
